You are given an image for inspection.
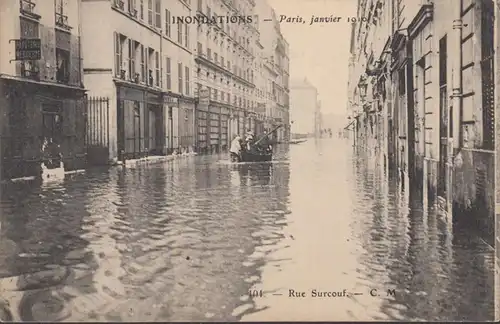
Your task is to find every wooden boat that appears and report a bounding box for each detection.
[289,139,307,144]
[241,150,272,162]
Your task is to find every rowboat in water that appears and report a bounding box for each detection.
[241,150,272,162]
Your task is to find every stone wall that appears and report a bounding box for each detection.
[452,148,495,246]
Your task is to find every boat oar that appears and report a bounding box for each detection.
[254,124,283,147]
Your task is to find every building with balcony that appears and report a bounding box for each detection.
[81,0,196,162]
[254,1,290,142]
[290,78,318,137]
[193,0,258,154]
[0,0,86,180]
[347,0,495,245]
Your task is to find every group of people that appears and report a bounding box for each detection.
[229,130,272,162]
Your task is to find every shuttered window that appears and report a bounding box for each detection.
[166,57,171,90]
[178,62,183,94]
[480,0,494,150]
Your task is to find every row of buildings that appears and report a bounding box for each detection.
[0,0,290,180]
[347,0,496,245]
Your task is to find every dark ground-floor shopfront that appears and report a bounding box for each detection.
[116,84,165,161]
[0,77,86,181]
[195,102,230,155]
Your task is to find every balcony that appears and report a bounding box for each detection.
[113,0,125,10]
[20,0,41,19]
[128,7,138,18]
[55,12,71,30]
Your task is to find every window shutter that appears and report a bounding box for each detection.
[113,31,118,76]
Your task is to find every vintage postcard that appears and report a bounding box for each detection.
[0,0,497,322]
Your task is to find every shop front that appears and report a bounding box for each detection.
[219,106,230,151]
[208,105,221,154]
[163,93,179,155]
[196,87,209,154]
[116,84,164,161]
[0,78,86,180]
[177,97,196,153]
[238,110,246,136]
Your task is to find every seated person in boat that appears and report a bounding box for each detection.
[229,134,242,162]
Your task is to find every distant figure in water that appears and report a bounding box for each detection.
[230,135,242,162]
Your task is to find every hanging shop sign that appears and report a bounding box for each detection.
[11,38,41,61]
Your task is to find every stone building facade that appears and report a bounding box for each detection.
[0,0,86,180]
[81,0,196,162]
[348,0,495,245]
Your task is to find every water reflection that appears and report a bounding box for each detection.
[352,146,494,322]
[0,140,494,322]
[242,139,494,322]
[0,175,99,322]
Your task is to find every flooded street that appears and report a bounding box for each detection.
[0,138,495,322]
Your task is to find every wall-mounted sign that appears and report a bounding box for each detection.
[14,38,41,60]
[163,95,178,105]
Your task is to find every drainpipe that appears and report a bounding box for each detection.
[494,0,499,224]
[448,4,464,212]
[451,6,463,151]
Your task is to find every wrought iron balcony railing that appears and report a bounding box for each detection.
[55,12,71,30]
[20,0,40,19]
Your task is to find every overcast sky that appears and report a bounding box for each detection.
[265,0,357,116]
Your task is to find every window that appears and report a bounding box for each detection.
[55,0,69,29]
[140,44,145,82]
[114,33,123,77]
[227,93,230,103]
[197,42,202,55]
[155,51,160,86]
[214,89,218,101]
[207,48,211,59]
[56,48,70,83]
[140,0,144,19]
[147,48,153,86]
[228,60,230,70]
[166,57,171,90]
[184,24,189,48]
[128,0,136,15]
[221,56,224,67]
[206,5,211,16]
[19,17,40,79]
[147,0,153,25]
[197,0,202,11]
[214,52,218,63]
[154,0,161,28]
[480,0,494,150]
[165,9,171,37]
[144,46,149,83]
[185,66,190,95]
[178,62,183,94]
[128,39,135,79]
[177,22,183,44]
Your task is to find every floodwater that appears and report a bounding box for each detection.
[0,138,495,322]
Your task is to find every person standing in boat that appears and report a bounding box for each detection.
[230,134,242,162]
[258,130,272,153]
[245,130,255,151]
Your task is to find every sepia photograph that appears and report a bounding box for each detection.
[0,0,497,322]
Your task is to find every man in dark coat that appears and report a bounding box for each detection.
[258,130,272,153]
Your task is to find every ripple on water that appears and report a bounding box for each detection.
[0,143,494,322]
